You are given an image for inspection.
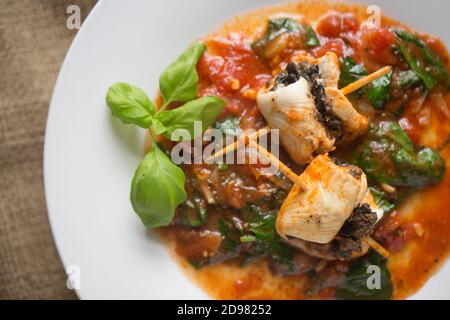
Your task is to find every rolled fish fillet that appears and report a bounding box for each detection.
[281,194,381,260]
[276,154,368,244]
[257,52,368,164]
[257,77,335,165]
[316,51,340,88]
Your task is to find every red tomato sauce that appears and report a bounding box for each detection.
[158,1,450,300]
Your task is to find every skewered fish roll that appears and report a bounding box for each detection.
[256,75,335,165]
[276,154,379,261]
[257,52,368,165]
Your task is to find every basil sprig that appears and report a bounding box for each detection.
[106,42,225,228]
[159,43,206,107]
[130,145,187,228]
[154,96,225,140]
[106,82,155,128]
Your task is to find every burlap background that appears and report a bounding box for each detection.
[0,0,96,299]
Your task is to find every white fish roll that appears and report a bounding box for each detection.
[257,78,335,165]
[276,154,368,244]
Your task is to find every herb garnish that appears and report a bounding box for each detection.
[106,43,225,228]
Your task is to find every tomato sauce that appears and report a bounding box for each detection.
[158,0,450,299]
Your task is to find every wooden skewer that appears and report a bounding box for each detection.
[207,127,270,162]
[209,127,390,256]
[247,139,391,257]
[209,66,392,162]
[247,139,306,190]
[340,66,392,96]
[248,138,391,257]
[368,237,390,258]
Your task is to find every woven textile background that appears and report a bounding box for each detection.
[0,0,96,299]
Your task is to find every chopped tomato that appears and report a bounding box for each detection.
[358,27,398,67]
[197,34,271,115]
[316,13,358,38]
[313,38,346,58]
[378,224,417,253]
[375,212,417,252]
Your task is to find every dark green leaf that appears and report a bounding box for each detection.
[243,205,293,264]
[339,58,368,98]
[159,42,206,104]
[355,119,446,188]
[130,145,186,228]
[219,218,241,254]
[106,82,155,128]
[336,251,393,300]
[253,18,300,51]
[397,70,421,89]
[398,42,437,89]
[366,71,392,109]
[180,197,207,228]
[396,30,450,90]
[369,187,395,215]
[155,96,225,141]
[252,18,319,58]
[304,24,320,47]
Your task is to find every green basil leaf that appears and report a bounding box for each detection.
[336,251,393,300]
[106,82,155,128]
[130,145,186,228]
[366,71,392,109]
[154,96,225,141]
[151,119,167,135]
[159,42,205,104]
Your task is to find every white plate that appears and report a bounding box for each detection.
[44,0,450,299]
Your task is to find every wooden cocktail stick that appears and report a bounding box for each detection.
[247,139,390,258]
[246,139,306,190]
[367,237,390,258]
[209,66,392,162]
[206,127,270,162]
[340,66,392,96]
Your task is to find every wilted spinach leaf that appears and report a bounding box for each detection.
[252,18,319,58]
[179,195,208,228]
[336,251,393,300]
[219,218,242,254]
[369,187,395,215]
[397,70,421,89]
[366,71,392,109]
[395,30,450,90]
[241,205,293,265]
[355,119,445,188]
[339,57,368,98]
